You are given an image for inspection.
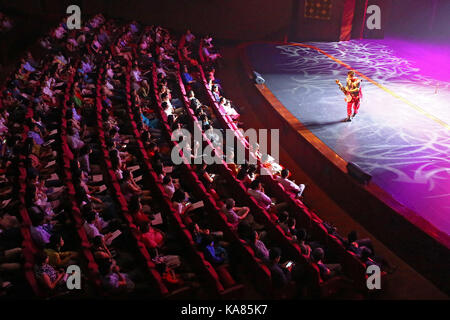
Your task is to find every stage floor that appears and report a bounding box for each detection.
[245,38,450,237]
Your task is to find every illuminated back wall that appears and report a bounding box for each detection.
[0,0,384,41]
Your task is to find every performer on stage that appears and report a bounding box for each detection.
[336,71,362,122]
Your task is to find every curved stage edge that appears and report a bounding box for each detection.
[237,41,449,293]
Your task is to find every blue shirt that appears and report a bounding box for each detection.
[141,113,159,129]
[182,72,193,84]
[28,131,44,145]
[72,108,81,121]
[102,97,112,108]
[204,244,224,265]
[23,62,36,72]
[213,91,221,102]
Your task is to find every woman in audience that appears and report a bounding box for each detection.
[128,195,151,226]
[162,175,177,198]
[44,233,78,268]
[92,235,114,264]
[171,189,195,215]
[34,251,67,293]
[120,169,148,202]
[139,222,165,251]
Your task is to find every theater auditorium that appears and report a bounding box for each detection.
[0,0,448,303]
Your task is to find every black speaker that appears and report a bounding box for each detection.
[346,162,372,185]
[253,71,265,85]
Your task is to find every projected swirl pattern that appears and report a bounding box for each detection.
[246,41,450,233]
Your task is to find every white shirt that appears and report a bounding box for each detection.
[221,103,238,117]
[164,101,174,116]
[43,86,53,97]
[132,69,142,82]
[164,182,176,198]
[107,68,114,79]
[92,40,101,50]
[106,81,114,90]
[276,176,300,193]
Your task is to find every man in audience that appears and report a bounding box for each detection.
[161,92,184,114]
[30,212,53,248]
[83,211,114,243]
[275,169,306,198]
[181,65,197,88]
[201,235,227,266]
[221,198,262,231]
[250,230,270,262]
[67,126,85,151]
[202,39,221,61]
[100,260,135,294]
[311,247,342,280]
[247,180,287,215]
[267,247,292,290]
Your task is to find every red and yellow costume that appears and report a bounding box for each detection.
[345,76,362,118]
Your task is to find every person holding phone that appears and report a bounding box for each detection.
[268,247,292,290]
